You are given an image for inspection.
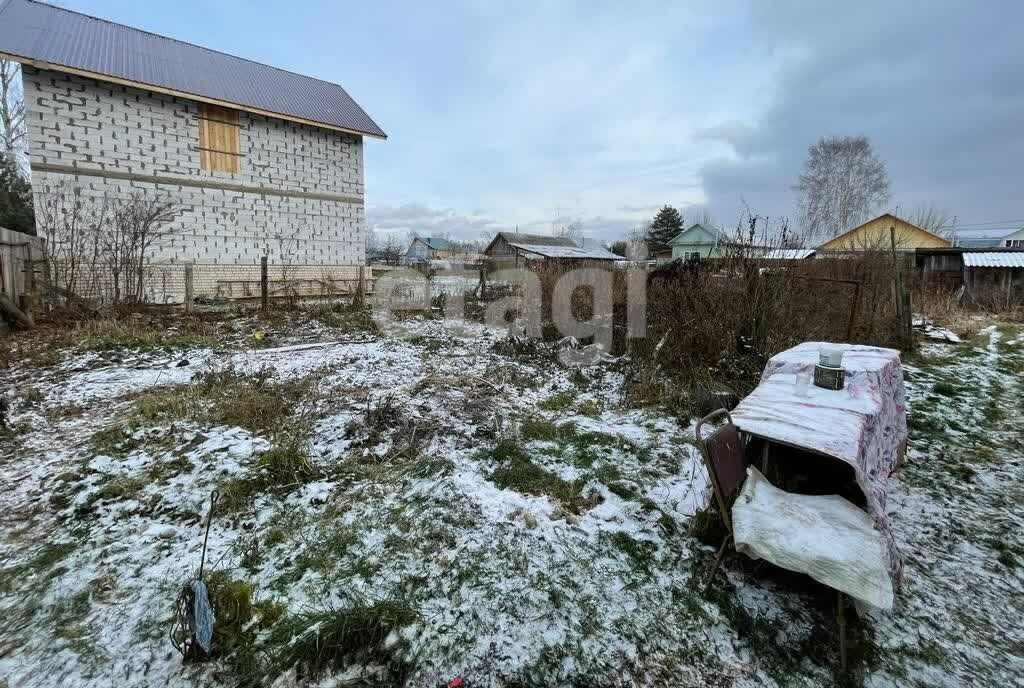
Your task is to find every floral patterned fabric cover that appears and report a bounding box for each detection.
[730,342,907,585]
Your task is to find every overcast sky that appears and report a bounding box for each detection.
[66,0,1024,243]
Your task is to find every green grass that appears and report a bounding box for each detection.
[932,381,959,397]
[488,438,591,512]
[274,527,359,587]
[73,320,220,353]
[577,400,604,417]
[538,391,575,412]
[267,598,418,682]
[569,369,592,390]
[49,589,105,663]
[520,416,561,442]
[145,456,194,482]
[608,531,657,571]
[219,440,319,513]
[305,303,380,335]
[89,424,140,457]
[0,541,77,593]
[132,364,315,434]
[90,476,146,503]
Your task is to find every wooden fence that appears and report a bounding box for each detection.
[0,226,46,326]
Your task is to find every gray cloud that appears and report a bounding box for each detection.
[699,1,1024,231]
[367,203,504,240]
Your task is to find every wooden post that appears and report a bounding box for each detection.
[478,266,487,298]
[184,264,194,313]
[890,226,906,348]
[845,281,862,342]
[20,249,35,323]
[355,266,366,308]
[260,256,269,313]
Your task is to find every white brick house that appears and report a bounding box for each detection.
[0,0,386,302]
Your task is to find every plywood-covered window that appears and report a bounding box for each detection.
[197,104,241,173]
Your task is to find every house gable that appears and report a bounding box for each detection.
[1001,228,1024,247]
[816,213,951,251]
[670,224,720,246]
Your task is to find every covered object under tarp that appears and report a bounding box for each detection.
[729,342,908,588]
[733,467,895,609]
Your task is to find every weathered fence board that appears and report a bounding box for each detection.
[0,226,46,304]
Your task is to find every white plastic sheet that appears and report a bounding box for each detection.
[732,467,894,610]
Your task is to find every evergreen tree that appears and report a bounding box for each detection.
[645,205,683,251]
[0,152,34,235]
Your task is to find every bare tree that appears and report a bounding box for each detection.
[367,230,405,266]
[908,204,953,237]
[266,225,303,296]
[103,194,180,303]
[0,60,26,171]
[554,217,584,245]
[379,234,403,266]
[796,135,890,241]
[36,181,106,298]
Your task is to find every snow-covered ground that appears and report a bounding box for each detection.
[0,311,1021,687]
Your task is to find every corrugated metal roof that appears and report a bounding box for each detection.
[962,252,1024,268]
[0,0,386,138]
[763,248,815,260]
[422,237,451,250]
[496,232,577,248]
[508,243,620,260]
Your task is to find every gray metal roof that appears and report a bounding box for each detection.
[508,242,620,261]
[0,0,386,138]
[763,248,815,260]
[495,232,578,248]
[962,252,1024,268]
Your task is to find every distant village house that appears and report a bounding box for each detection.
[405,237,452,263]
[483,232,619,267]
[668,223,730,261]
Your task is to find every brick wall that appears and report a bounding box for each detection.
[22,66,367,302]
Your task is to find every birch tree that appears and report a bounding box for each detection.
[0,60,26,170]
[796,136,890,240]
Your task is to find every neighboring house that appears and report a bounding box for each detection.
[483,232,618,266]
[815,214,950,253]
[955,235,1008,249]
[669,224,729,261]
[999,228,1024,248]
[406,237,452,263]
[0,0,385,302]
[954,228,1024,248]
[652,248,674,264]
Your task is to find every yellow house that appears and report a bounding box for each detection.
[816,213,951,252]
